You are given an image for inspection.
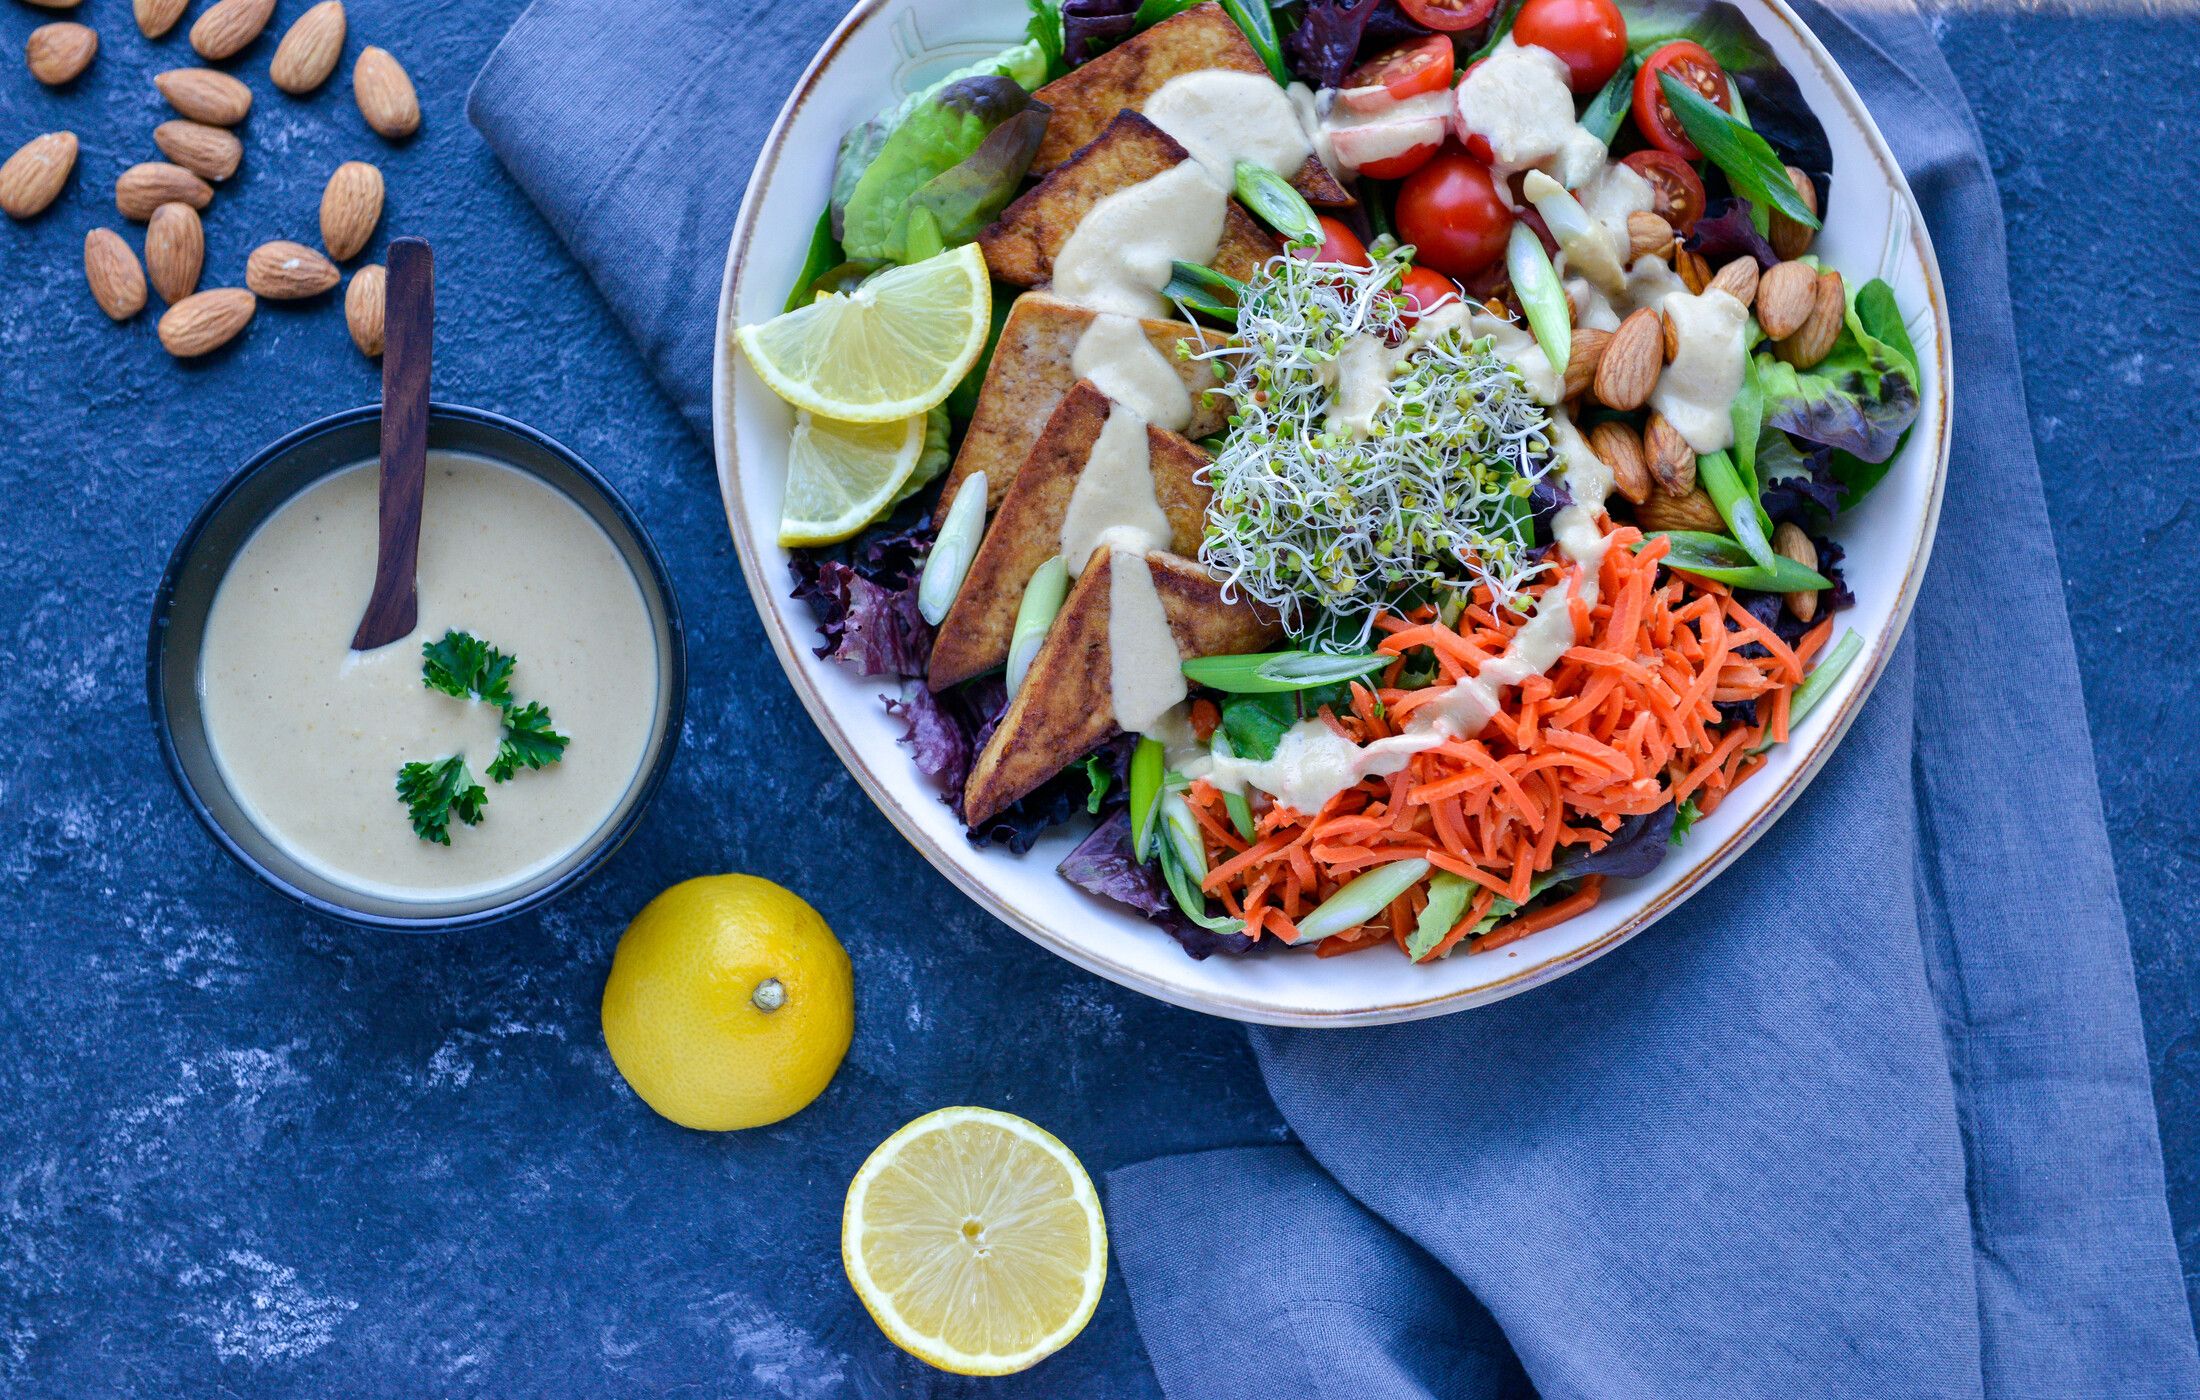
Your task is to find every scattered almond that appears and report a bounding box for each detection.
[247,239,341,299]
[20,0,83,9]
[353,47,420,139]
[27,22,97,85]
[191,0,275,60]
[1769,165,1819,262]
[136,0,187,38]
[1660,307,1679,362]
[319,160,382,260]
[346,263,385,356]
[1625,210,1673,264]
[156,68,254,126]
[1776,268,1845,370]
[270,0,346,94]
[0,132,78,219]
[1773,522,1820,622]
[1674,247,1710,295]
[84,227,147,320]
[1644,412,1695,495]
[1593,307,1663,411]
[1707,257,1758,309]
[159,287,256,358]
[1561,327,1610,402]
[1587,420,1650,506]
[154,120,244,183]
[146,201,204,303]
[117,162,212,221]
[1755,260,1817,340]
[1636,485,1723,534]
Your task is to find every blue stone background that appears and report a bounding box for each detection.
[0,1,2191,1391]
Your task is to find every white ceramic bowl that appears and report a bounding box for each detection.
[712,0,1951,1025]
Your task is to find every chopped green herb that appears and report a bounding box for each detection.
[490,701,571,782]
[400,632,570,843]
[397,757,487,846]
[422,630,515,706]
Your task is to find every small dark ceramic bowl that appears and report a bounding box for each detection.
[148,403,687,932]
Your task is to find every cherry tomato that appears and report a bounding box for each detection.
[1453,58,1495,164]
[1398,0,1498,32]
[1633,39,1728,159]
[1396,265,1461,324]
[1620,149,1707,233]
[1341,35,1455,109]
[1395,147,1513,281]
[1289,214,1372,268]
[1511,0,1627,92]
[1332,117,1445,180]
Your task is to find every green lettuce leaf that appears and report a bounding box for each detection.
[1755,276,1921,503]
[830,42,1048,243]
[843,75,1047,262]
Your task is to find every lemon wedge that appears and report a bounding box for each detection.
[843,1107,1108,1376]
[737,244,991,423]
[776,410,927,547]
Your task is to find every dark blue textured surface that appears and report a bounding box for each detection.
[0,3,2191,1392]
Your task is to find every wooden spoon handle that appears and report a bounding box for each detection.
[351,237,435,652]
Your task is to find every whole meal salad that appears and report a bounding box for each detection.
[734,0,1922,964]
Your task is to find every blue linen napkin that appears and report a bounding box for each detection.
[469,1,2199,1392]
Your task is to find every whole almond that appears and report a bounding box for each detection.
[27,22,97,85]
[1593,307,1663,411]
[1769,166,1819,262]
[154,120,244,183]
[1674,247,1710,295]
[1644,412,1695,495]
[84,228,147,320]
[346,263,385,356]
[270,0,345,94]
[1587,420,1650,506]
[146,201,204,303]
[319,160,382,260]
[1773,521,1820,623]
[1776,268,1845,370]
[1561,327,1610,401]
[191,0,275,60]
[136,0,187,37]
[156,68,254,126]
[117,162,212,221]
[247,239,341,299]
[1637,485,1723,534]
[1755,260,1817,340]
[1625,210,1673,264]
[20,0,82,9]
[1707,257,1759,309]
[159,287,256,358]
[354,47,420,139]
[0,132,78,219]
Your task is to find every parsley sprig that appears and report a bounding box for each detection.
[397,630,571,844]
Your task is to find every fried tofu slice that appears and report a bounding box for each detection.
[929,381,1215,691]
[1028,3,1353,208]
[935,291,1226,521]
[980,111,1279,290]
[962,551,1281,827]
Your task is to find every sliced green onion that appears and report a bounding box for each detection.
[1133,0,1199,24]
[1658,74,1820,229]
[1005,555,1067,698]
[1233,161,1321,246]
[1404,871,1474,961]
[1129,735,1165,862]
[1695,449,1776,572]
[1637,530,1829,593]
[1730,353,1765,494]
[1293,858,1429,944]
[1181,649,1387,693]
[1751,629,1863,754]
[1580,52,1640,146]
[1156,835,1246,934]
[1207,731,1258,842]
[1163,260,1243,323]
[1521,170,1623,297]
[1217,0,1290,84]
[916,469,986,625]
[1506,222,1570,378]
[1157,788,1207,878]
[1361,179,1394,240]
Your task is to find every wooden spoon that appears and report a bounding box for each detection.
[351,236,434,652]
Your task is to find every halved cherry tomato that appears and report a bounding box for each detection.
[1396,265,1461,324]
[1341,35,1455,110]
[1398,0,1498,32]
[1620,149,1706,233]
[1632,39,1728,159]
[1511,0,1627,92]
[1289,214,1372,268]
[1454,58,1495,164]
[1395,147,1513,280]
[1332,116,1446,180]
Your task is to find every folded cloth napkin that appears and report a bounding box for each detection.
[470,1,2199,1392]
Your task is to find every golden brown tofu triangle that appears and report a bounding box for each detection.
[934,292,1226,522]
[980,111,1279,290]
[961,551,1281,827]
[929,381,1215,691]
[1028,3,1352,207]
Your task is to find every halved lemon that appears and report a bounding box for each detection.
[777,410,927,547]
[737,244,991,422]
[843,1107,1108,1376]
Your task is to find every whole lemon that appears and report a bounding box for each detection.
[601,875,854,1131]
